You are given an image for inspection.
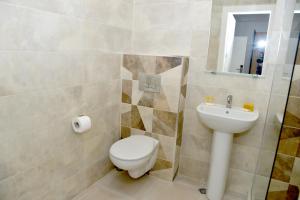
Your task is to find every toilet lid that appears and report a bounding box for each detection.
[110,135,158,161]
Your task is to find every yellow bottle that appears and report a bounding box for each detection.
[243,102,254,112]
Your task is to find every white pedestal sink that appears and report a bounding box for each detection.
[197,103,259,200]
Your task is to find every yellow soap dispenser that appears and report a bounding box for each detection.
[243,102,254,112]
[204,96,215,105]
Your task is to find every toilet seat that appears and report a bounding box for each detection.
[110,135,156,161]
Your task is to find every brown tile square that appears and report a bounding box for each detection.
[121,126,131,139]
[284,112,300,129]
[152,110,177,137]
[287,185,299,200]
[290,79,300,97]
[285,97,300,128]
[267,191,288,200]
[267,184,299,200]
[156,57,182,74]
[272,154,295,183]
[278,138,300,157]
[122,80,132,104]
[281,126,300,140]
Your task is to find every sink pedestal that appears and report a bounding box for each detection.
[207,131,233,200]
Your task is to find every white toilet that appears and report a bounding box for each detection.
[109,135,159,179]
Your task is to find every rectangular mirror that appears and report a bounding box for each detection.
[207,0,276,76]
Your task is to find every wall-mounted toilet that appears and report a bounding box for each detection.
[109,135,159,179]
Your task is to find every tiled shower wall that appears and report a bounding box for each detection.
[120,54,188,181]
[267,55,300,199]
[0,1,132,199]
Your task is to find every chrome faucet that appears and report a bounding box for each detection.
[226,95,233,108]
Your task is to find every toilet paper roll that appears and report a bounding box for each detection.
[72,116,92,133]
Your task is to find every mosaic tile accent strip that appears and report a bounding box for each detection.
[120,54,189,181]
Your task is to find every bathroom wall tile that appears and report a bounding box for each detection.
[0,0,128,198]
[272,154,295,183]
[123,55,156,80]
[82,0,133,28]
[230,144,260,173]
[269,179,289,192]
[227,169,254,196]
[132,29,192,56]
[138,92,154,108]
[130,128,147,136]
[0,176,17,200]
[180,132,211,163]
[122,80,132,104]
[137,106,153,132]
[152,110,177,137]
[131,105,146,131]
[290,66,300,97]
[121,103,132,127]
[290,157,300,186]
[153,88,172,111]
[176,111,184,146]
[281,126,300,139]
[153,158,173,172]
[154,84,180,113]
[252,175,270,200]
[278,137,300,157]
[119,54,187,181]
[151,133,175,162]
[156,57,182,74]
[256,150,276,177]
[267,182,299,200]
[178,156,209,183]
[261,122,281,152]
[285,97,300,128]
[284,111,300,129]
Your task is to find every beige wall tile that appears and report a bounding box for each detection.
[0,0,130,198]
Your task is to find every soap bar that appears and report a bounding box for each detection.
[243,103,254,112]
[204,96,215,104]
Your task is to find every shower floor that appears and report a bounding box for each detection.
[72,170,243,200]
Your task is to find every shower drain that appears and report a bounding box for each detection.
[198,188,207,194]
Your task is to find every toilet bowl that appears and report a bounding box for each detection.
[109,135,159,179]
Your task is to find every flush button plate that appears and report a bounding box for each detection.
[138,73,161,93]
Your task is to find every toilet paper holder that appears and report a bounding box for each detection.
[72,115,92,133]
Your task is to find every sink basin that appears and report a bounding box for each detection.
[197,103,259,133]
[196,103,259,200]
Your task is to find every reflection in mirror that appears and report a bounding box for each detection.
[222,13,270,75]
[207,0,277,76]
